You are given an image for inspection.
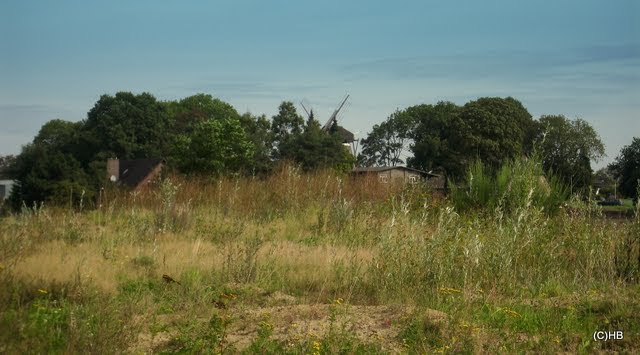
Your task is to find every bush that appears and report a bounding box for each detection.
[450,156,569,215]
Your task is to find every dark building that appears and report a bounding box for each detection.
[107,158,165,190]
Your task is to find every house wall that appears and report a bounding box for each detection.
[388,169,422,184]
[0,180,15,200]
[375,169,422,184]
[107,159,120,182]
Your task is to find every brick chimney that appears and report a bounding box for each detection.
[107,158,119,182]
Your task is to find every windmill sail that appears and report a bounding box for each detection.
[322,94,350,131]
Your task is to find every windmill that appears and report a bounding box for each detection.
[300,95,359,156]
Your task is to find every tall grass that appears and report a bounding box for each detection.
[0,162,638,353]
[450,157,569,215]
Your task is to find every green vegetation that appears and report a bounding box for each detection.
[601,199,636,214]
[4,91,626,210]
[537,115,605,192]
[449,157,568,214]
[5,93,352,209]
[609,137,640,203]
[1,162,639,353]
[1,90,638,352]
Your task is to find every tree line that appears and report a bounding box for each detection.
[359,96,637,202]
[1,92,638,208]
[2,92,352,209]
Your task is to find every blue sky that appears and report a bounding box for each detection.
[1,0,638,168]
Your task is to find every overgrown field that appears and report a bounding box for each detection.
[1,166,639,353]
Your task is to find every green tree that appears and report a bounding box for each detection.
[174,117,254,175]
[166,93,240,134]
[593,167,617,197]
[406,102,467,178]
[0,154,16,179]
[286,112,355,172]
[359,110,415,167]
[459,97,535,169]
[537,115,605,192]
[83,92,171,160]
[9,120,95,209]
[407,98,535,180]
[165,94,246,170]
[239,112,274,175]
[609,137,640,202]
[271,101,304,159]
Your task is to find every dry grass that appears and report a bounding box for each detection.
[11,239,375,298]
[1,166,639,353]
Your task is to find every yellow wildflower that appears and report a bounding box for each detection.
[500,307,521,318]
[38,289,48,294]
[438,287,461,295]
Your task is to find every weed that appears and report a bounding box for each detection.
[2,165,639,353]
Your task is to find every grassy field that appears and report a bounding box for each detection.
[601,199,636,214]
[1,166,639,353]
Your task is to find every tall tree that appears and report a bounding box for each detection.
[83,92,171,160]
[0,154,17,179]
[166,93,240,135]
[593,167,617,197]
[407,102,467,177]
[537,115,605,191]
[271,101,304,159]
[9,120,95,208]
[239,112,274,175]
[459,97,535,169]
[407,98,536,180]
[359,110,415,167]
[286,112,355,172]
[609,137,640,202]
[173,117,254,175]
[165,94,245,170]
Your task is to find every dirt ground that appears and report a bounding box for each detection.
[130,290,448,353]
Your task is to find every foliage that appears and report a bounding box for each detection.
[537,115,605,192]
[173,117,254,175]
[9,120,96,209]
[270,101,304,160]
[449,156,569,215]
[283,113,355,172]
[408,98,536,180]
[10,92,175,209]
[239,112,275,175]
[593,167,617,197]
[359,109,414,167]
[459,97,535,169]
[0,154,16,178]
[7,91,612,216]
[83,92,171,160]
[271,108,354,172]
[164,94,246,170]
[1,169,639,353]
[165,93,240,134]
[407,101,466,177]
[609,137,640,202]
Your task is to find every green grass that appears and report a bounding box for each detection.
[601,198,636,214]
[1,165,638,353]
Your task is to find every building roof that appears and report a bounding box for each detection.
[119,158,164,189]
[334,125,355,143]
[352,165,441,178]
